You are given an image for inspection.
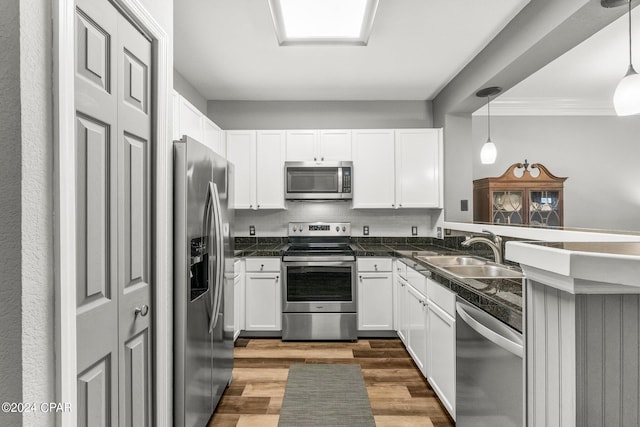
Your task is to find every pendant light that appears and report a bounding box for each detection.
[603,0,640,115]
[476,87,502,165]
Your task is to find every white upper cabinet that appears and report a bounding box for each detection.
[352,129,396,208]
[285,129,352,162]
[352,128,443,209]
[256,131,286,209]
[285,130,318,161]
[226,130,286,210]
[226,131,256,209]
[177,94,204,142]
[395,129,442,208]
[203,119,225,158]
[173,90,225,156]
[319,130,352,161]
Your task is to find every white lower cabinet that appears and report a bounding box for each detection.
[233,259,244,341]
[405,283,428,376]
[426,278,456,419]
[357,258,393,331]
[244,258,281,331]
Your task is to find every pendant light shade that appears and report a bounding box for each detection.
[614,66,640,115]
[611,0,640,115]
[480,140,497,164]
[476,86,502,165]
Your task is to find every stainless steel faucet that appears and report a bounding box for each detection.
[461,229,503,264]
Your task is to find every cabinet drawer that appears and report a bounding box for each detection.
[245,257,281,272]
[357,257,392,272]
[395,261,407,279]
[407,266,427,295]
[427,279,456,317]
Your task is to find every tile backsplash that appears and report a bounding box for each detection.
[233,201,441,237]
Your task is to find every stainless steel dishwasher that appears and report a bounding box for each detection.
[456,298,524,427]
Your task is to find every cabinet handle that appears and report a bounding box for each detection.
[392,204,395,208]
[314,157,317,161]
[399,204,403,208]
[359,275,363,281]
[257,205,260,209]
[249,204,253,209]
[321,157,324,161]
[374,264,378,270]
[275,275,279,281]
[260,264,264,270]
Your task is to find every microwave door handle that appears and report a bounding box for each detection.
[337,167,343,193]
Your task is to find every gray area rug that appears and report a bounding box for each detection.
[278,364,376,427]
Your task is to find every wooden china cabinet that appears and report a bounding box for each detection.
[473,161,567,227]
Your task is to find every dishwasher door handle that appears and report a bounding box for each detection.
[456,301,523,358]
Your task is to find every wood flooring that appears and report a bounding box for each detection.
[207,338,455,427]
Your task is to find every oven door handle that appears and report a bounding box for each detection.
[282,260,355,268]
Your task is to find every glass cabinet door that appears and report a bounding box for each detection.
[491,191,523,224]
[529,190,561,226]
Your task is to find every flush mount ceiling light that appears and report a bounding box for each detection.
[268,0,379,46]
[476,87,502,165]
[602,0,640,115]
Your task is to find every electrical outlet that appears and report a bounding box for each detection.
[461,199,469,211]
[411,226,418,236]
[437,227,443,239]
[363,225,369,236]
[249,225,255,236]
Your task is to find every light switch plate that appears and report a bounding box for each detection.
[249,225,255,236]
[363,225,369,236]
[411,226,418,236]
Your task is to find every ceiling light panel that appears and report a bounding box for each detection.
[269,0,379,45]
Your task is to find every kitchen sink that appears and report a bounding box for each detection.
[416,255,487,267]
[441,264,523,279]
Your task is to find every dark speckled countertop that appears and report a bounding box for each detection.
[234,236,523,332]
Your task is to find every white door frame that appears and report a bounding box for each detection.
[53,1,172,426]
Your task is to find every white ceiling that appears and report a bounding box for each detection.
[484,6,640,116]
[174,0,529,101]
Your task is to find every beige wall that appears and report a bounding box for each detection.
[208,100,433,129]
[471,115,640,232]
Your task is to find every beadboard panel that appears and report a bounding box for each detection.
[576,295,640,427]
[528,280,640,427]
[527,280,576,427]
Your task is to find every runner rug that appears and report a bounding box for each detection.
[278,364,376,427]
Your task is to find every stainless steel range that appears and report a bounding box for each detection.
[281,222,357,341]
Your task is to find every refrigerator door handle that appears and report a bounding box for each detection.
[204,181,215,329]
[456,300,523,358]
[209,182,224,333]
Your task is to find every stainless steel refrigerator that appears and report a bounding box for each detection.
[174,136,235,427]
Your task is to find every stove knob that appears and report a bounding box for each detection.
[342,226,346,232]
[293,226,297,232]
[336,226,339,232]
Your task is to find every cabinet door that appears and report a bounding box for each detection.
[178,96,204,142]
[320,130,352,161]
[427,301,456,417]
[395,129,442,208]
[203,119,225,157]
[358,272,393,330]
[233,275,241,341]
[395,277,408,344]
[285,130,318,161]
[226,131,256,209]
[245,273,281,331]
[352,130,396,208]
[256,131,286,209]
[406,284,427,376]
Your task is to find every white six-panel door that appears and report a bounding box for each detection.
[75,0,153,425]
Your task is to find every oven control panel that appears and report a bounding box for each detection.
[288,222,351,236]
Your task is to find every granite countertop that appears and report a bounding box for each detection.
[233,237,523,332]
[352,243,523,332]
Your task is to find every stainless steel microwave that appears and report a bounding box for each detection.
[284,161,353,200]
